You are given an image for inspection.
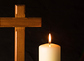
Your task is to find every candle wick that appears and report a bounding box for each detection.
[49,42,51,45]
[49,41,51,44]
[49,42,51,47]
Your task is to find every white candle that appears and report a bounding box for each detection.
[39,33,61,61]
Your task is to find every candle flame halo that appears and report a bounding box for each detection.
[48,33,51,43]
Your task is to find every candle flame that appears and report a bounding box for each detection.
[48,33,51,43]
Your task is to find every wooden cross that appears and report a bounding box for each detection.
[0,5,41,61]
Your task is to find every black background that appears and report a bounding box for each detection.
[0,0,84,61]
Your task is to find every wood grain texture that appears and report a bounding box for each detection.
[15,5,25,17]
[0,17,41,27]
[15,27,25,61]
[15,5,25,61]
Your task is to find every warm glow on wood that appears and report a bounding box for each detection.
[15,5,17,14]
[15,31,17,61]
[48,33,51,43]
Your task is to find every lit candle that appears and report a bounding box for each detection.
[39,33,61,61]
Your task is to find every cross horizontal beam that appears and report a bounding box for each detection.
[0,17,41,27]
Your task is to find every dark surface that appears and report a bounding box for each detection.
[0,0,84,61]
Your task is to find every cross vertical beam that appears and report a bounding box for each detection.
[15,5,25,61]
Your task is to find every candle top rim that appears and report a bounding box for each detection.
[39,43,60,47]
